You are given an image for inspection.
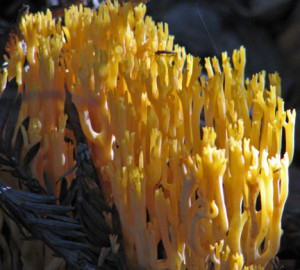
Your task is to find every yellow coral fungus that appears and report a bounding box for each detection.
[1,0,295,269]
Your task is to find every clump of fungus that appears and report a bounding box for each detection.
[0,0,296,269]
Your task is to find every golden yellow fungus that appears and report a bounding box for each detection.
[1,0,295,269]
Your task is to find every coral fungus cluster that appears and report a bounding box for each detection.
[0,0,295,269]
